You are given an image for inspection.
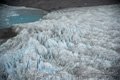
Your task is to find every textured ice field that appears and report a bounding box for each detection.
[0,4,120,80]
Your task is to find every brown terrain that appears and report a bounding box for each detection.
[0,0,120,11]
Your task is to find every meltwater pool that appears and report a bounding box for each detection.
[0,4,47,29]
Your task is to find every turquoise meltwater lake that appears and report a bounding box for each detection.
[0,4,47,29]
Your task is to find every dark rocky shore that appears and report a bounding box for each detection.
[0,27,17,39]
[0,0,120,11]
[0,27,17,45]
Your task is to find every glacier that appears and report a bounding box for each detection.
[0,4,120,80]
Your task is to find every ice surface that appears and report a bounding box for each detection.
[0,4,120,80]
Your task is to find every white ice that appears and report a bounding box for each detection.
[0,4,120,80]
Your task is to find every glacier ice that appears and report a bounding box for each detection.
[0,4,120,80]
